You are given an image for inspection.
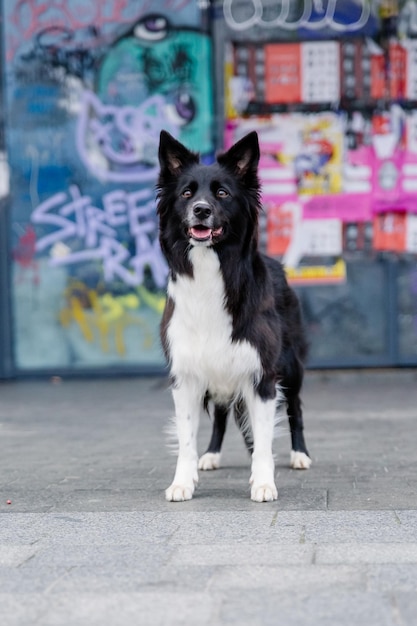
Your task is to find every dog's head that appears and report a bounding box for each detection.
[156,131,261,252]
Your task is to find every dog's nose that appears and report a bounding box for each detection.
[193,204,212,219]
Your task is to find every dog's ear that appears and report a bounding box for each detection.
[217,131,260,180]
[158,130,199,177]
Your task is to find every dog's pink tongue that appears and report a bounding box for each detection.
[191,227,211,240]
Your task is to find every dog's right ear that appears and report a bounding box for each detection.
[158,131,199,177]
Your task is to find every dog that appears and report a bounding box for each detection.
[156,129,311,502]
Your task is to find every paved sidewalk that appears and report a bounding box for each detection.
[1,370,417,625]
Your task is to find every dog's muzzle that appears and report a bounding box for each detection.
[188,202,223,243]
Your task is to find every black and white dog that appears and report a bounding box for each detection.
[156,130,311,502]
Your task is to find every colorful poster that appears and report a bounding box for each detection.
[406,214,417,252]
[266,200,344,284]
[227,101,417,262]
[372,106,417,214]
[264,41,340,105]
[264,44,301,104]
[373,213,407,252]
[226,113,347,213]
[226,114,347,284]
[374,212,417,253]
[230,38,387,115]
[301,41,340,103]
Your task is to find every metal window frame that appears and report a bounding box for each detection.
[0,0,14,379]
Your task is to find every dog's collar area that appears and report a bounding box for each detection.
[188,225,223,242]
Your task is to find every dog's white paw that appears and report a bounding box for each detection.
[290,451,312,469]
[250,483,278,503]
[165,483,195,502]
[198,452,221,470]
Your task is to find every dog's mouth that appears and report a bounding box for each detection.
[188,225,223,242]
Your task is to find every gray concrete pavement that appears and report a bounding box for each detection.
[1,370,417,625]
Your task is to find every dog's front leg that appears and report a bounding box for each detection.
[165,383,202,501]
[246,390,278,502]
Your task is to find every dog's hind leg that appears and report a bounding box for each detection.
[234,398,253,454]
[287,393,312,469]
[282,350,312,470]
[199,404,228,470]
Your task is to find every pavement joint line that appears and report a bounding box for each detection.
[393,510,402,525]
[44,566,76,595]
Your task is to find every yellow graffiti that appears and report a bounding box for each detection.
[59,281,166,356]
[136,285,166,315]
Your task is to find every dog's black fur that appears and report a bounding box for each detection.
[203,249,310,459]
[156,130,310,501]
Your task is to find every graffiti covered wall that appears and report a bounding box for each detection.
[5,0,214,370]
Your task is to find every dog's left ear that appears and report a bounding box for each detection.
[217,131,260,180]
[158,130,199,177]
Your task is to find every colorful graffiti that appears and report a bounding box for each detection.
[5,1,213,369]
[31,184,168,288]
[223,0,377,36]
[76,91,166,183]
[12,225,39,285]
[60,281,165,357]
[6,1,199,62]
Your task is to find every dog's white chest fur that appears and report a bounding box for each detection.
[167,247,262,400]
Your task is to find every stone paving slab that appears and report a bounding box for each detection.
[218,590,400,626]
[0,509,416,624]
[0,371,417,625]
[0,592,218,626]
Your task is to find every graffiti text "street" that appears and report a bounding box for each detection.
[31,184,168,288]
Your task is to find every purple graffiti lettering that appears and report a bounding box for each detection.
[59,184,90,240]
[32,184,168,288]
[101,236,137,285]
[84,206,117,248]
[76,90,176,183]
[127,191,156,237]
[32,191,78,251]
[103,190,129,227]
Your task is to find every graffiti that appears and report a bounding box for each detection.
[6,0,197,61]
[73,21,212,182]
[223,0,372,33]
[12,225,39,285]
[5,2,213,368]
[76,90,176,183]
[14,25,102,84]
[97,18,213,154]
[12,11,214,288]
[59,280,165,356]
[31,184,168,288]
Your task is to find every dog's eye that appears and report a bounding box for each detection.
[182,189,192,198]
[216,188,229,198]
